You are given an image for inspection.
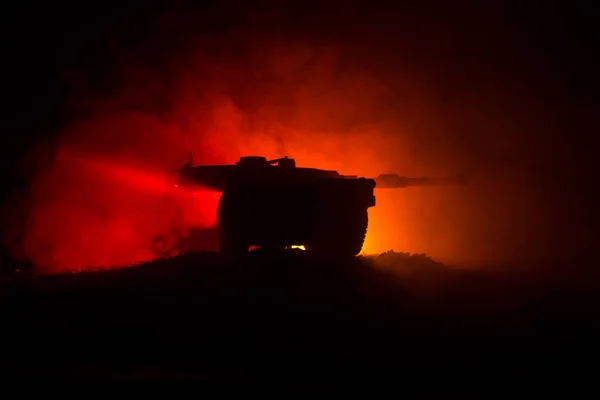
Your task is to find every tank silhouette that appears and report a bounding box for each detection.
[168,154,464,258]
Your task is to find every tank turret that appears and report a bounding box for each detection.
[168,155,464,258]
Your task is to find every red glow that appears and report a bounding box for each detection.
[2,32,554,274]
[18,145,221,272]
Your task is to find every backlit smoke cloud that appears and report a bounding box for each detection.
[2,2,574,273]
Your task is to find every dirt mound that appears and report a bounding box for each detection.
[1,250,599,381]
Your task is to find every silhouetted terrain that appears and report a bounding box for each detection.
[2,251,599,382]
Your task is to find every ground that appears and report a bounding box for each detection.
[1,250,599,383]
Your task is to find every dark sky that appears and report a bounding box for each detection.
[1,0,598,269]
[3,1,596,169]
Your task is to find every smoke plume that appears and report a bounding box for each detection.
[2,1,585,273]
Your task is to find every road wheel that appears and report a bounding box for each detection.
[310,208,368,258]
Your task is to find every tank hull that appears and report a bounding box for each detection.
[217,177,375,257]
[166,155,461,258]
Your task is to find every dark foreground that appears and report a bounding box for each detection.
[1,250,599,383]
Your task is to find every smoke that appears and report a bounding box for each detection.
[2,1,583,273]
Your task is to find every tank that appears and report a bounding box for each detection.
[167,154,464,258]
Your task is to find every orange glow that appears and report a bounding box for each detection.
[4,40,421,274]
[2,34,551,274]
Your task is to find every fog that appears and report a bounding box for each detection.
[2,1,590,273]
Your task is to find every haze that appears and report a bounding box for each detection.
[2,1,592,274]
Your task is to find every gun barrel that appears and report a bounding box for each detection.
[374,174,465,188]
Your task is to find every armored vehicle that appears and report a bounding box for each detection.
[169,155,462,258]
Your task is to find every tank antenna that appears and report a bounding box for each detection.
[181,119,194,167]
